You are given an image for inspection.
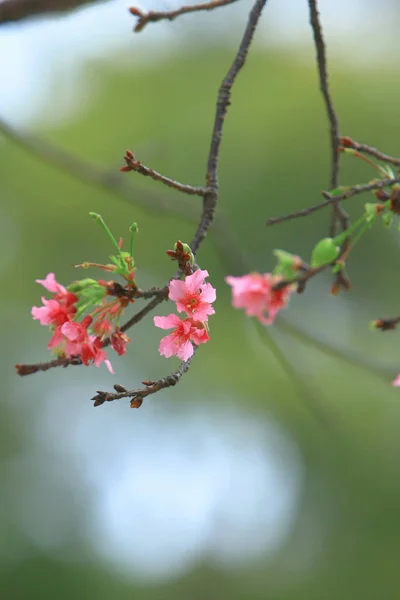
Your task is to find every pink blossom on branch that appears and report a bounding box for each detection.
[110,328,131,356]
[168,269,216,321]
[392,374,400,387]
[154,314,209,361]
[31,297,76,327]
[32,274,78,327]
[225,272,294,325]
[36,273,67,294]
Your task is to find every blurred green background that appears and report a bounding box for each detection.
[2,1,400,598]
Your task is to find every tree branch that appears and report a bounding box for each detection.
[340,136,400,167]
[92,349,197,407]
[121,149,207,197]
[266,176,400,226]
[0,0,107,25]
[191,0,268,255]
[129,0,239,33]
[307,0,349,236]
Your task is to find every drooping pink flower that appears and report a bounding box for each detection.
[81,335,114,373]
[36,273,78,306]
[154,314,209,361]
[392,374,400,387]
[61,315,93,356]
[32,297,76,327]
[110,328,131,356]
[36,273,67,294]
[168,269,216,321]
[93,317,113,337]
[32,273,78,328]
[225,272,293,325]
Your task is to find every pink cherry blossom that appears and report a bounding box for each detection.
[392,374,400,387]
[61,315,93,356]
[110,328,131,356]
[93,317,113,337]
[81,335,114,373]
[36,273,67,294]
[225,272,293,325]
[154,314,209,361]
[32,297,76,327]
[168,269,216,321]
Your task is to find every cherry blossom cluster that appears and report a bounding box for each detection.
[225,272,294,325]
[32,273,131,373]
[154,269,216,361]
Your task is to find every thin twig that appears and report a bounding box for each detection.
[191,0,268,254]
[340,136,400,167]
[121,150,207,197]
[129,0,238,33]
[266,176,400,226]
[273,264,329,291]
[373,316,400,332]
[16,356,83,375]
[116,291,169,337]
[92,349,197,407]
[307,0,349,236]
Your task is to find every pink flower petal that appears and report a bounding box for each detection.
[176,340,194,361]
[36,273,67,294]
[184,269,208,293]
[168,279,186,302]
[159,333,180,358]
[392,374,400,387]
[200,282,216,304]
[154,314,181,329]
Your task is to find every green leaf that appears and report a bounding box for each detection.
[364,203,378,224]
[327,185,349,197]
[382,211,394,228]
[311,238,340,268]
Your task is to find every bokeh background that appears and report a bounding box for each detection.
[2,0,400,598]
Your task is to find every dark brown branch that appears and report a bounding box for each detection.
[266,175,400,226]
[121,150,207,197]
[92,349,197,407]
[129,0,238,33]
[340,136,400,167]
[0,0,107,24]
[307,0,349,237]
[273,264,329,292]
[373,317,400,332]
[16,356,83,375]
[191,0,268,255]
[116,291,168,338]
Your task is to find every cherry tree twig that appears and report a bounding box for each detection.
[266,175,400,226]
[92,348,197,407]
[129,0,239,33]
[307,0,349,235]
[191,0,268,255]
[121,150,207,196]
[340,136,400,167]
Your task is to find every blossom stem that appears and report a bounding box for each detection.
[89,212,122,256]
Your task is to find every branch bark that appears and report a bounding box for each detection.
[0,0,107,25]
